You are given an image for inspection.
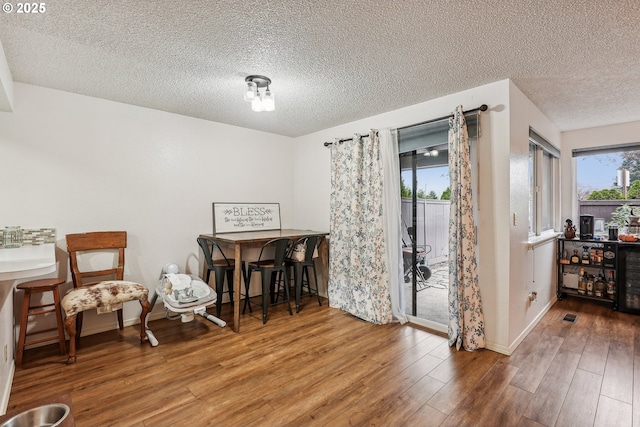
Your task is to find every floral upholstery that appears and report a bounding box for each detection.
[61,281,149,317]
[61,280,150,364]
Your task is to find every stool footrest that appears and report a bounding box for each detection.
[27,307,57,316]
[23,327,63,347]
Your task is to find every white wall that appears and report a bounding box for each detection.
[0,38,13,112]
[508,81,562,349]
[292,79,517,353]
[0,83,293,400]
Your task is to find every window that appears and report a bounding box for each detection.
[574,143,640,201]
[529,129,560,236]
[573,142,640,228]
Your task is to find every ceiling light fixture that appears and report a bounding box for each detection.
[244,75,275,112]
[423,149,439,157]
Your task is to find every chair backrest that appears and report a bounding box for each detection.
[258,238,294,267]
[66,231,127,288]
[297,235,320,263]
[197,236,232,268]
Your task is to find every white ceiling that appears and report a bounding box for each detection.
[1,0,639,137]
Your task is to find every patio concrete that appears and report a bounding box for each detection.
[404,261,448,325]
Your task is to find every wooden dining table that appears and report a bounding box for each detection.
[198,229,329,332]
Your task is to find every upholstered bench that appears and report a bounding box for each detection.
[61,281,151,364]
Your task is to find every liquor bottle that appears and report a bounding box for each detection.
[578,268,586,295]
[594,274,605,298]
[607,271,616,300]
[582,246,590,264]
[571,250,581,264]
[586,274,594,296]
[560,249,570,264]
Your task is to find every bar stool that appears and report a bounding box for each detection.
[16,278,67,366]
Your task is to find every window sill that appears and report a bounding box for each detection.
[527,232,561,250]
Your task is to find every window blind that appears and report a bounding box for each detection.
[572,141,640,157]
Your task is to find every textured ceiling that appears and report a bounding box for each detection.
[1,0,639,137]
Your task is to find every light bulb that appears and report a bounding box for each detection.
[244,81,257,102]
[431,149,438,156]
[251,93,264,112]
[262,87,275,111]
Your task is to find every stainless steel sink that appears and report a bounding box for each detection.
[0,403,70,427]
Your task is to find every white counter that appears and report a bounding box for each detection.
[0,243,57,281]
[0,243,58,414]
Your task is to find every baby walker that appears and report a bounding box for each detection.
[145,263,226,347]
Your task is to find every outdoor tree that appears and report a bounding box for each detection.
[416,189,427,199]
[628,180,640,199]
[577,185,593,201]
[441,187,451,200]
[587,188,623,200]
[401,177,412,198]
[426,190,438,199]
[621,151,640,184]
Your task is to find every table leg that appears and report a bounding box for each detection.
[317,236,329,295]
[233,243,242,332]
[295,263,303,313]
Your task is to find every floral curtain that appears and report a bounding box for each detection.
[329,132,394,324]
[448,105,486,351]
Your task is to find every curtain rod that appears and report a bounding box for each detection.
[323,104,488,147]
[323,131,377,147]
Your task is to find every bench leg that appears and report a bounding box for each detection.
[64,314,78,364]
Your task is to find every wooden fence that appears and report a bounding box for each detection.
[401,198,450,264]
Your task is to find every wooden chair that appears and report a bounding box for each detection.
[61,231,150,363]
[197,236,236,318]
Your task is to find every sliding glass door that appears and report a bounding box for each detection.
[397,111,479,328]
[400,146,450,326]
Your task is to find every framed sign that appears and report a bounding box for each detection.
[213,203,281,233]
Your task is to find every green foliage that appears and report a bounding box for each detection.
[621,151,640,184]
[628,180,640,199]
[416,189,427,199]
[401,177,412,198]
[426,190,438,200]
[587,188,623,200]
[607,204,639,230]
[441,187,451,200]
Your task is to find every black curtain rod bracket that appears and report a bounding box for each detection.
[324,104,488,147]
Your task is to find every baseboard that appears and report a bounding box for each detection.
[408,300,555,358]
[407,315,512,355]
[0,361,15,416]
[485,341,511,355]
[507,299,555,355]
[79,303,167,337]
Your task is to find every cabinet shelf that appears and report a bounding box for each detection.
[558,287,615,303]
[557,237,618,310]
[557,237,640,313]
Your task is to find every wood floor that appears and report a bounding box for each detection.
[7,295,640,427]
